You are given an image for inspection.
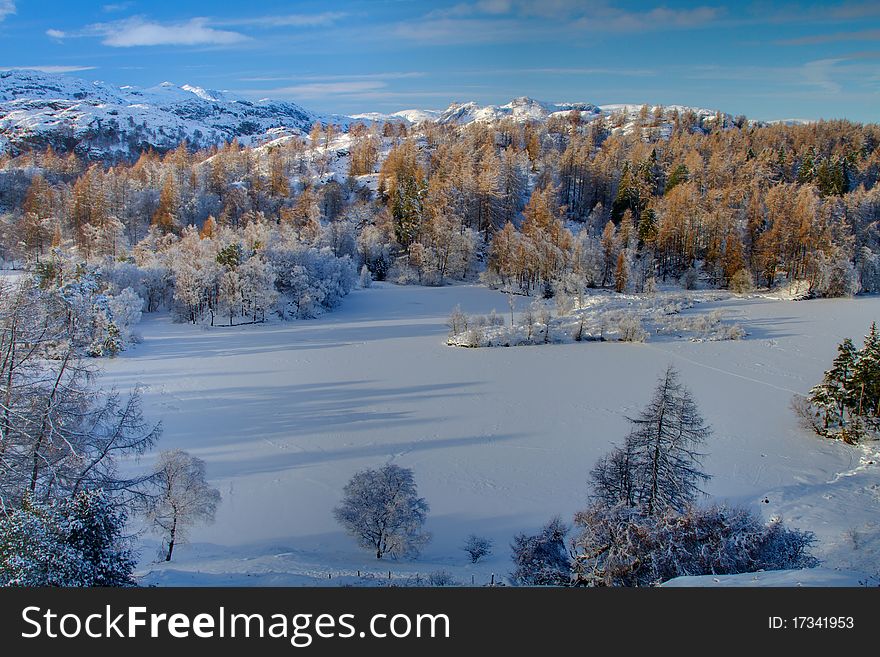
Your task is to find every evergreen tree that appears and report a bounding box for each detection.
[0,491,135,587]
[808,338,858,435]
[853,322,880,421]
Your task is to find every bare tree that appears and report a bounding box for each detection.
[462,534,494,563]
[334,463,429,559]
[0,279,160,510]
[146,450,221,562]
[590,366,711,515]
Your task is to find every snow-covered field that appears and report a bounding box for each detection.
[98,284,880,586]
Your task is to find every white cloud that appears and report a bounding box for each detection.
[0,0,15,22]
[218,13,347,28]
[261,80,388,99]
[102,2,133,12]
[801,58,846,94]
[0,65,96,73]
[396,2,722,45]
[98,17,249,47]
[240,71,424,83]
[48,17,249,48]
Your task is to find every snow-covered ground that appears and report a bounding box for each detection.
[98,284,880,586]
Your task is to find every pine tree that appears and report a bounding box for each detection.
[853,322,880,421]
[809,338,858,435]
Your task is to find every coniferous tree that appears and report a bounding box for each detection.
[853,322,880,420]
[592,366,711,515]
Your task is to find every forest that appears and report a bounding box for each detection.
[0,106,878,345]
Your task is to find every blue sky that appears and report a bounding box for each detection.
[0,0,878,121]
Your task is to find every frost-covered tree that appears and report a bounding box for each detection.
[334,464,430,559]
[0,490,136,587]
[0,279,160,508]
[359,264,372,288]
[238,254,276,322]
[462,534,494,563]
[510,517,571,586]
[853,322,880,421]
[589,443,636,508]
[800,323,880,443]
[591,366,711,515]
[145,450,221,562]
[808,338,859,436]
[447,304,468,336]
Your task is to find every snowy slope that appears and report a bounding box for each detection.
[662,568,871,587]
[0,69,337,157]
[96,285,880,586]
[433,96,602,125]
[1,69,745,159]
[350,109,442,125]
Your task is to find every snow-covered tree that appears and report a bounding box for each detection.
[0,490,136,587]
[359,264,372,288]
[729,267,754,294]
[334,464,430,559]
[800,323,880,443]
[145,450,221,562]
[591,366,711,515]
[238,254,277,322]
[0,278,160,507]
[462,534,494,563]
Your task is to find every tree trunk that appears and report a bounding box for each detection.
[166,516,177,561]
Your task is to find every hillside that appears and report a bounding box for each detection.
[0,69,331,159]
[0,69,741,160]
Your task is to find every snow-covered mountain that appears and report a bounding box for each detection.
[353,97,604,126]
[349,97,731,138]
[0,69,338,159]
[438,96,603,125]
[0,69,743,160]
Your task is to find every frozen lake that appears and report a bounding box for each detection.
[100,284,880,585]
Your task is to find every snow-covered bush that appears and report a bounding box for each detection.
[656,309,744,341]
[571,503,817,587]
[510,517,571,586]
[427,570,457,586]
[680,267,699,290]
[729,268,754,294]
[616,313,648,342]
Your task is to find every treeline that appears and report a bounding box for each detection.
[1,108,880,298]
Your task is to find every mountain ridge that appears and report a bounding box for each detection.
[0,69,783,159]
